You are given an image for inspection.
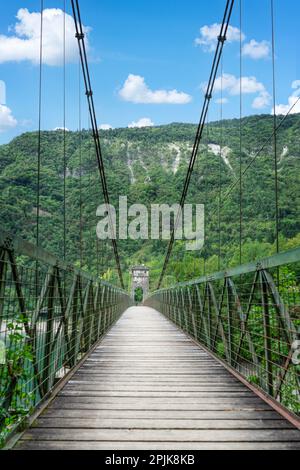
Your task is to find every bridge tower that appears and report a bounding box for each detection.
[131,265,149,302]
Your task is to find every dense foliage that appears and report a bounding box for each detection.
[0,113,299,289]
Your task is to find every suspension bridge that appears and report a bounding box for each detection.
[1,0,300,450]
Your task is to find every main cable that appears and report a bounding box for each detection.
[157,0,235,289]
[71,0,125,289]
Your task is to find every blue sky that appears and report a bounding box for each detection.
[0,0,299,144]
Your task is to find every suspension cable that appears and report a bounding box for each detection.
[203,112,210,277]
[209,96,300,222]
[239,0,243,265]
[78,58,83,269]
[218,57,223,271]
[63,0,67,261]
[35,0,44,298]
[271,0,279,254]
[36,1,44,251]
[157,0,235,289]
[71,0,125,289]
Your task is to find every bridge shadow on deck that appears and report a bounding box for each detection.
[15,307,300,450]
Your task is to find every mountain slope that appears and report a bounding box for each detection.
[0,114,299,288]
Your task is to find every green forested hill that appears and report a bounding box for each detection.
[0,113,299,289]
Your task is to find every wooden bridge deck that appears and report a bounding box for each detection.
[16,307,300,450]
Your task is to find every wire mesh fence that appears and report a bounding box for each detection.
[0,230,131,441]
[146,248,300,416]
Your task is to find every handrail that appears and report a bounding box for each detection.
[0,231,132,445]
[0,230,127,292]
[153,247,300,292]
[146,247,300,421]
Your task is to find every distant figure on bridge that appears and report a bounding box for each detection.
[131,265,149,304]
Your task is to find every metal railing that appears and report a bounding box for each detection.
[0,231,131,441]
[146,248,300,418]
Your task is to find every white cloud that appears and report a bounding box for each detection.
[252,90,272,109]
[0,80,6,104]
[242,40,270,59]
[195,23,245,52]
[274,97,300,115]
[99,124,113,130]
[292,80,300,91]
[215,97,228,104]
[119,74,192,104]
[273,81,300,115]
[207,73,271,110]
[213,73,265,95]
[0,8,90,66]
[0,104,17,132]
[128,118,154,128]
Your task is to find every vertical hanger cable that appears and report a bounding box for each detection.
[218,58,223,271]
[271,0,280,255]
[239,0,243,265]
[35,0,44,299]
[63,0,67,261]
[78,58,83,269]
[36,1,44,252]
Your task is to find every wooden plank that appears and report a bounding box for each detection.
[59,391,255,398]
[42,409,282,420]
[65,385,247,391]
[79,366,226,371]
[54,396,268,405]
[16,441,300,450]
[34,418,293,430]
[74,373,235,378]
[69,381,242,387]
[73,375,240,383]
[82,361,220,365]
[20,428,300,442]
[49,399,272,411]
[78,370,227,374]
[15,306,300,451]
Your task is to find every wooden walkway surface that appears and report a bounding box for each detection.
[16,307,300,450]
